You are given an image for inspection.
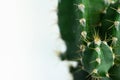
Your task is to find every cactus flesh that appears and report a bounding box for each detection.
[58,0,120,80]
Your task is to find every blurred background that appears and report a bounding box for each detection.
[0,0,72,80]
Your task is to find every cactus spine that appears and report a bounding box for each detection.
[58,0,120,80]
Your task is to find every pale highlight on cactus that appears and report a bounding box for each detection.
[58,0,120,80]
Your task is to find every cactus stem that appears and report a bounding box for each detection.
[79,18,86,27]
[58,0,120,79]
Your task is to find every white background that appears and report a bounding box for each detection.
[0,0,73,80]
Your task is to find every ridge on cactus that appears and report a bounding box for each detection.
[58,0,120,80]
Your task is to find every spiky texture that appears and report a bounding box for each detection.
[58,0,120,80]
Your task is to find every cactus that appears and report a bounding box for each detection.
[58,0,120,80]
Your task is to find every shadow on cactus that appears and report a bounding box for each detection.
[58,0,120,80]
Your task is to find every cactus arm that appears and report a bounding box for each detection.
[83,41,114,78]
[58,0,81,60]
[112,5,120,64]
[108,2,120,80]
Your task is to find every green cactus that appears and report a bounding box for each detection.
[58,0,120,80]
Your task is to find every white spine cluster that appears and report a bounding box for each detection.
[78,4,85,13]
[96,58,101,64]
[106,73,110,77]
[109,46,113,51]
[117,8,120,14]
[95,47,101,53]
[80,45,86,52]
[81,31,87,39]
[112,37,118,44]
[114,21,120,26]
[94,38,101,46]
[93,69,98,74]
[104,0,115,4]
[103,41,107,45]
[87,42,91,46]
[79,18,86,27]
